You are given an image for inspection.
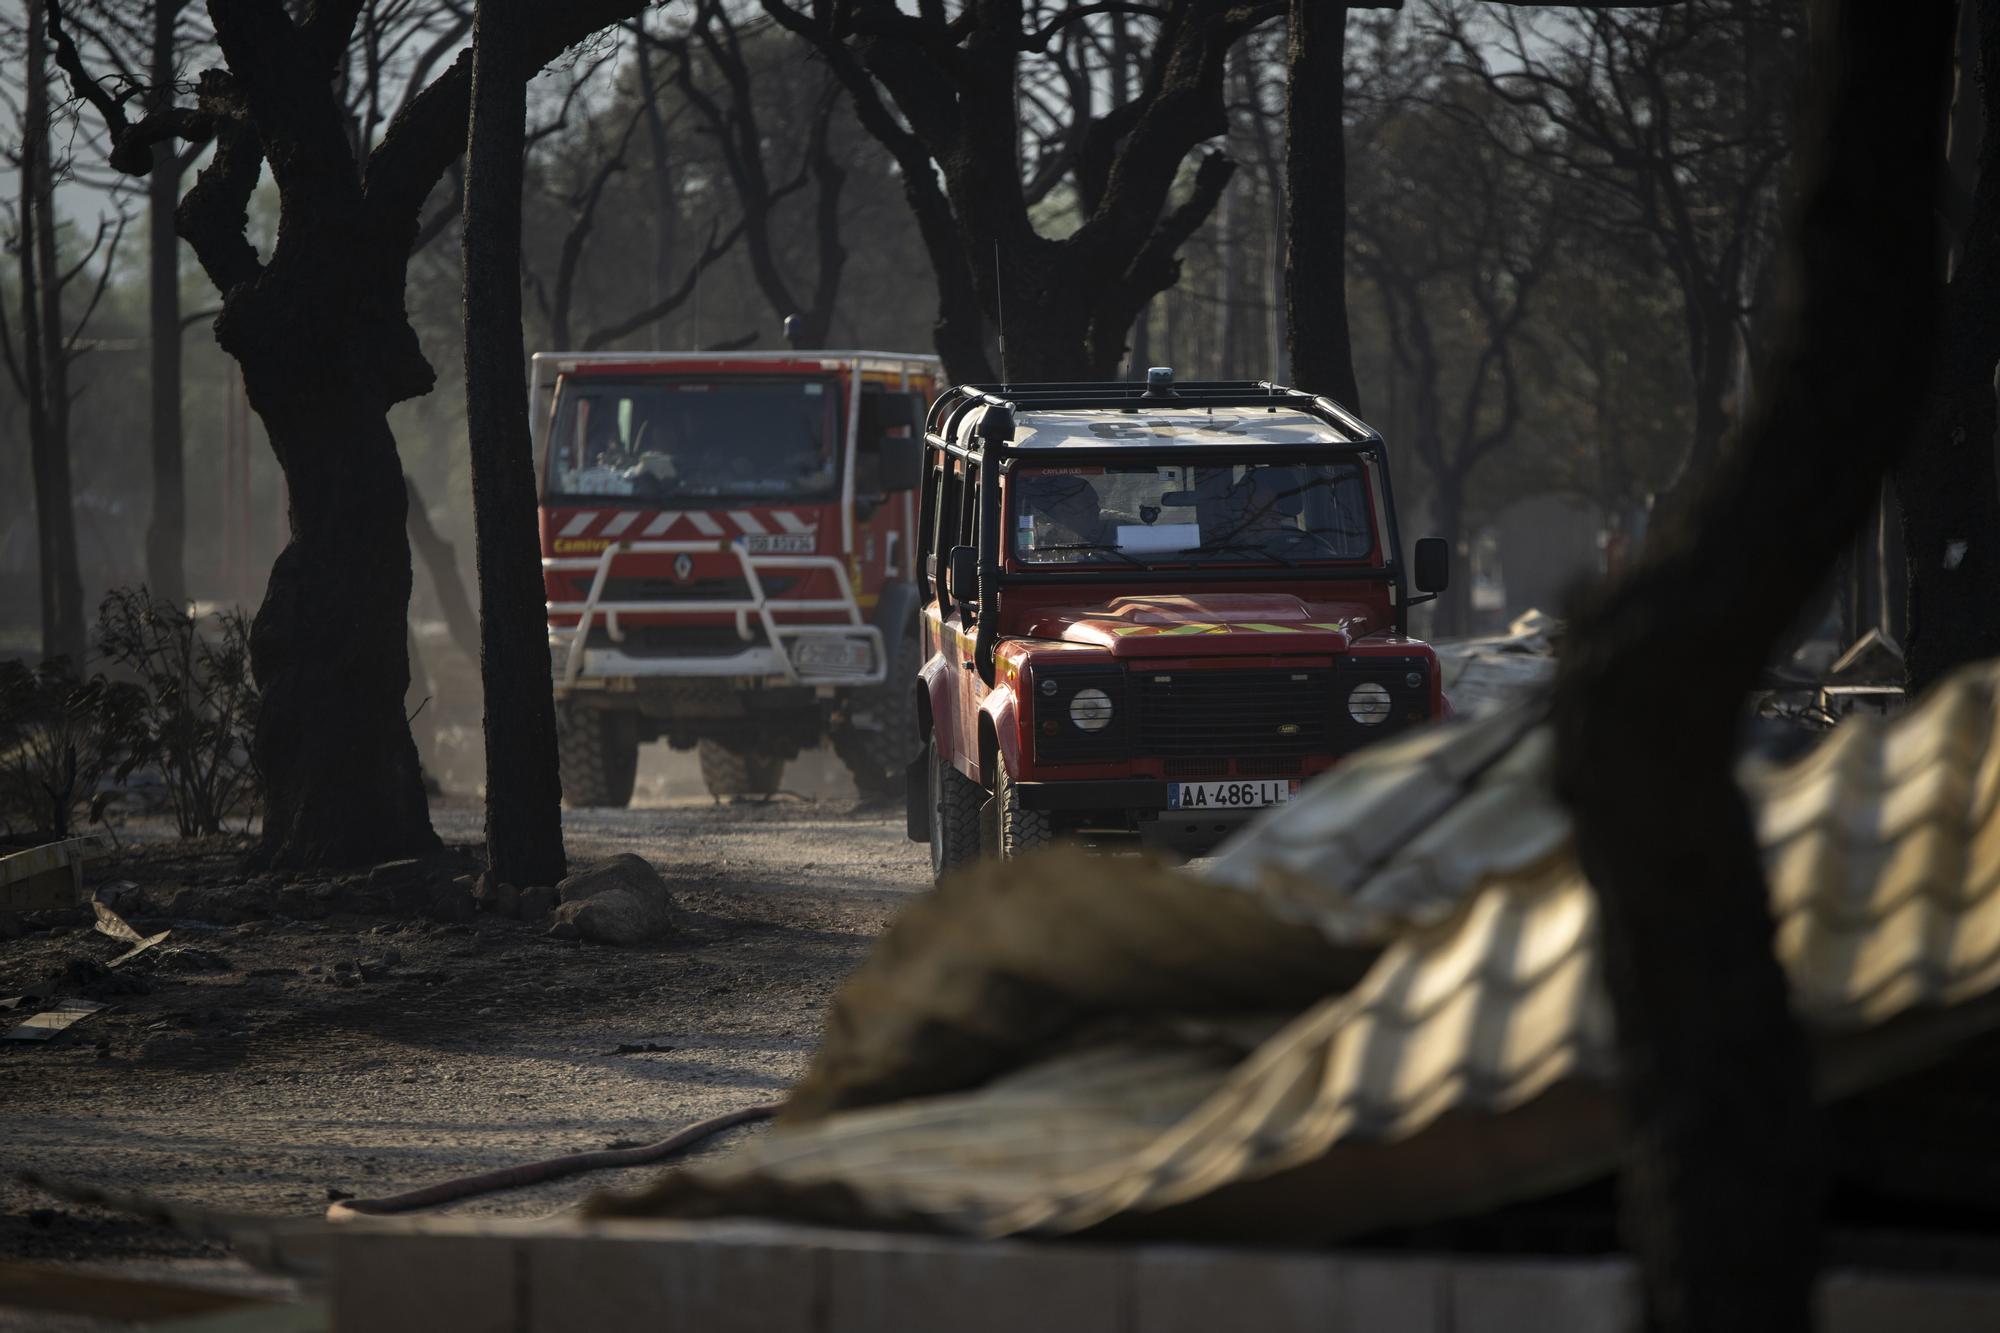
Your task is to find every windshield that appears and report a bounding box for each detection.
[1010,460,1377,567]
[544,377,840,501]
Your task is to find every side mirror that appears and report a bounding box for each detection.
[1413,537,1450,595]
[947,545,979,609]
[877,433,923,492]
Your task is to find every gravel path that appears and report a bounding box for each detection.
[0,777,927,1309]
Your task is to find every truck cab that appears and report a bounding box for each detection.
[907,373,1451,880]
[534,351,941,804]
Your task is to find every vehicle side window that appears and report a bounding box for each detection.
[934,456,963,607]
[918,446,941,600]
[960,469,981,622]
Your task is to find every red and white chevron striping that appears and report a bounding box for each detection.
[551,509,819,539]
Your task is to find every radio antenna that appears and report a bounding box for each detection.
[994,240,1009,386]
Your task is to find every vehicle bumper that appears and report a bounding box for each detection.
[1011,779,1170,811]
[556,642,796,683]
[1011,779,1271,858]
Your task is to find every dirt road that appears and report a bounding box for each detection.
[0,773,927,1285]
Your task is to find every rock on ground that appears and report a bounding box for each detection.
[551,853,680,945]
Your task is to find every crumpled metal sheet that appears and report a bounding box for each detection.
[593,661,2000,1242]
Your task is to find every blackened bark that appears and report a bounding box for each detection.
[1284,0,1360,407]
[23,0,85,664]
[144,0,188,609]
[1895,0,2000,695]
[462,0,567,887]
[1550,4,1949,1330]
[240,379,438,870]
[146,151,187,609]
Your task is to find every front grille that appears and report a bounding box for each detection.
[1165,758,1230,779]
[585,624,766,657]
[1135,669,1334,759]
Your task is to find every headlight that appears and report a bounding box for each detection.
[790,635,875,675]
[1069,687,1114,732]
[1347,681,1392,725]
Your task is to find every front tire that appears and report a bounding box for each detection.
[997,750,1054,859]
[698,739,783,800]
[557,704,639,809]
[928,747,982,884]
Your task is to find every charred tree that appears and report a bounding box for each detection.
[763,0,1269,382]
[1550,2,1950,1329]
[16,0,86,664]
[1284,0,1359,405]
[143,0,195,611]
[51,0,647,870]
[1440,1,1800,497]
[654,2,849,350]
[1896,0,2000,695]
[462,0,566,889]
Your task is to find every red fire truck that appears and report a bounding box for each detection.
[533,351,942,805]
[908,372,1452,880]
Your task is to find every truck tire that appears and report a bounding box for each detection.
[928,747,982,883]
[997,751,1054,859]
[557,705,639,809]
[834,624,921,798]
[698,739,783,801]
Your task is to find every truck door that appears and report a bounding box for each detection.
[855,382,930,601]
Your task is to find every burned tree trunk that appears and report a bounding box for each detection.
[1284,0,1361,407]
[462,0,567,888]
[21,0,86,664]
[143,0,189,610]
[228,279,438,871]
[53,0,648,870]
[1550,3,1950,1330]
[1895,0,2000,695]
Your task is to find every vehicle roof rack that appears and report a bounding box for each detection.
[925,379,1380,448]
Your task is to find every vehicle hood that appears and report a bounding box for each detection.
[1025,594,1376,657]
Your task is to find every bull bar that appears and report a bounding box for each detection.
[544,539,886,689]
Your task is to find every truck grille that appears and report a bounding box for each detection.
[584,625,766,657]
[1136,669,1334,759]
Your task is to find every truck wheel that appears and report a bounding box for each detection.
[557,705,639,809]
[698,739,783,801]
[997,752,1054,859]
[834,624,921,798]
[928,747,982,883]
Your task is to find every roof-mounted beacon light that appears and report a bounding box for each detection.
[1144,366,1176,398]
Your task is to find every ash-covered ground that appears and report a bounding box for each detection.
[0,744,925,1298]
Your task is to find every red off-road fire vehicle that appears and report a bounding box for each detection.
[533,351,941,805]
[906,372,1451,880]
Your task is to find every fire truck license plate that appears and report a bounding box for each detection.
[745,533,815,554]
[1167,780,1298,810]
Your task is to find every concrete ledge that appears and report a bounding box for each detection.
[324,1218,2000,1333]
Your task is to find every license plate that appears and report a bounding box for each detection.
[745,533,815,554]
[1167,779,1298,810]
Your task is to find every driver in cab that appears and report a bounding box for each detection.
[1022,474,1131,553]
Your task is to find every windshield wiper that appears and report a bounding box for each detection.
[1193,542,1300,568]
[1032,542,1152,569]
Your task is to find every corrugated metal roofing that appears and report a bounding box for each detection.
[592,660,2000,1242]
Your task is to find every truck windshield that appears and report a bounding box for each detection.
[545,377,840,501]
[1011,461,1376,567]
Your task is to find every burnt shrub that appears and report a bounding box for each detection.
[0,656,152,840]
[94,588,261,837]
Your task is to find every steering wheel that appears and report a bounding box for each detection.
[1273,529,1343,556]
